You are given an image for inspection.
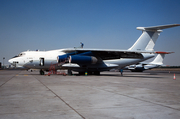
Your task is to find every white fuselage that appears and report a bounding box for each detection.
[9,49,155,72]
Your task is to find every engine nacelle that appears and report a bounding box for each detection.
[69,55,97,64]
[57,52,77,63]
[57,54,69,63]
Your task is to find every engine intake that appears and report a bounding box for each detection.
[57,52,77,63]
[57,54,69,63]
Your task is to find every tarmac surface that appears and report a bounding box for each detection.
[0,70,180,119]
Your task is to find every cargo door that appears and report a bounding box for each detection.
[39,58,45,66]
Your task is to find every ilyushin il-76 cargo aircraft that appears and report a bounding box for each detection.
[9,24,180,75]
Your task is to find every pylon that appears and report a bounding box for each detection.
[174,73,176,80]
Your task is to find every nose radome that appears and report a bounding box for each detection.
[8,59,13,64]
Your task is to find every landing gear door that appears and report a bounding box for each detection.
[39,58,45,66]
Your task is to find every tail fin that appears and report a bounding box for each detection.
[150,54,165,65]
[150,52,173,65]
[128,24,180,51]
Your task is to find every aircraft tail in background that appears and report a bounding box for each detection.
[150,51,173,65]
[126,51,173,72]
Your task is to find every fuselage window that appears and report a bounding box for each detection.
[18,53,25,57]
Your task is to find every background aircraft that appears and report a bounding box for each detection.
[125,52,173,72]
[8,24,180,75]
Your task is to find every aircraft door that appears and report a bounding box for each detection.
[39,58,45,66]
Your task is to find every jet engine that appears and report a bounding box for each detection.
[57,54,69,63]
[57,52,77,63]
[69,55,97,64]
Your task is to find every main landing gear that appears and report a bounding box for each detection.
[67,69,72,75]
[78,71,100,75]
[40,69,45,75]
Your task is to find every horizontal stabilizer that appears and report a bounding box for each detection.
[155,51,174,54]
[137,24,180,31]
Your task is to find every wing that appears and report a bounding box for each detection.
[61,48,153,60]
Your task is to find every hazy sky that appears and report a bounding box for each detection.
[0,0,180,66]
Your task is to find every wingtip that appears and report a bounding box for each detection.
[171,24,180,26]
[175,24,180,26]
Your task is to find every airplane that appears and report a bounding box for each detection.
[8,24,180,75]
[125,51,173,72]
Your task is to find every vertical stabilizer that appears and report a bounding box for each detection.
[150,51,173,65]
[150,54,165,65]
[128,24,180,51]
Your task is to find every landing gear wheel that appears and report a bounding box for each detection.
[79,72,85,75]
[40,70,45,75]
[94,71,100,75]
[68,69,72,75]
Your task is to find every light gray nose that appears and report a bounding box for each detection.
[8,59,19,66]
[8,59,13,64]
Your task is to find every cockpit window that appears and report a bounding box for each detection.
[18,53,25,57]
[12,55,18,58]
[12,52,26,58]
